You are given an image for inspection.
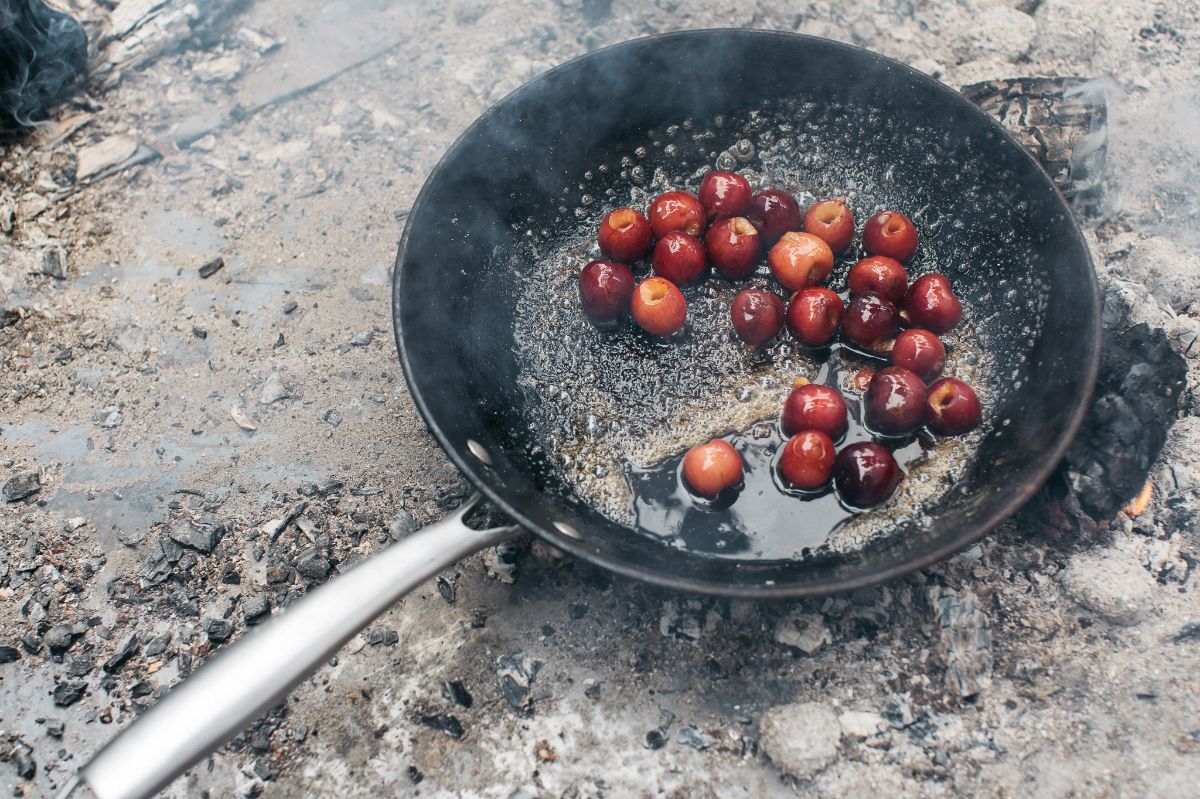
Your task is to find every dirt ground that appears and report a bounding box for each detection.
[2,1,1200,797]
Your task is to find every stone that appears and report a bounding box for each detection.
[2,471,41,502]
[76,136,139,181]
[243,595,270,624]
[295,551,330,581]
[1061,549,1156,625]
[759,702,840,780]
[259,372,288,404]
[773,611,831,655]
[52,681,86,706]
[389,509,417,540]
[495,651,541,709]
[40,246,67,279]
[0,645,20,663]
[168,518,223,553]
[96,406,124,428]
[207,618,234,644]
[931,587,993,698]
[838,710,887,740]
[103,634,139,672]
[43,623,79,654]
[349,330,373,346]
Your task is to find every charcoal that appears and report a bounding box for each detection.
[495,651,541,710]
[0,645,19,663]
[442,680,473,708]
[2,471,41,502]
[419,714,463,739]
[52,681,85,706]
[103,634,139,672]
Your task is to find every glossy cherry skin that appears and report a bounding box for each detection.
[699,171,752,219]
[705,216,761,279]
[781,383,848,440]
[803,199,855,254]
[598,207,653,262]
[768,232,834,291]
[841,292,899,351]
[865,366,928,435]
[834,443,902,507]
[891,328,946,382]
[648,191,705,238]
[926,377,982,436]
[777,430,836,490]
[652,232,707,285]
[630,277,687,336]
[746,189,802,244]
[682,439,743,498]
[848,256,908,303]
[863,210,918,261]
[786,287,844,347]
[730,290,784,348]
[904,273,962,334]
[578,259,635,324]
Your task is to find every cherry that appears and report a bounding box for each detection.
[746,189,802,244]
[903,273,962,334]
[863,210,918,261]
[786,287,844,347]
[699,171,752,219]
[848,256,908,303]
[768,232,834,291]
[925,378,982,436]
[777,430,836,490]
[682,439,743,498]
[841,292,899,351]
[705,216,761,279]
[891,329,946,382]
[578,259,634,324]
[834,442,902,507]
[730,290,784,348]
[781,383,848,441]
[598,207,653,262]
[652,231,706,285]
[802,199,855,254]
[648,191,705,238]
[865,366,927,435]
[630,276,687,337]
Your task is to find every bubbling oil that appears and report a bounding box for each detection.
[509,100,1033,560]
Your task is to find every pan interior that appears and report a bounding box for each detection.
[394,31,1097,595]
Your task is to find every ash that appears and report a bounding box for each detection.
[2,2,1200,798]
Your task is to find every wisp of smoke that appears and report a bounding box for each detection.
[0,0,87,138]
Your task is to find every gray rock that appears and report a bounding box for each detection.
[52,681,86,706]
[40,246,68,279]
[759,702,840,780]
[207,619,234,644]
[773,611,831,655]
[259,372,289,404]
[0,645,20,663]
[2,471,41,502]
[389,509,417,540]
[96,406,124,428]
[168,518,223,553]
[1061,549,1156,625]
[495,651,541,709]
[349,330,373,346]
[243,595,270,624]
[44,623,79,654]
[103,634,139,672]
[295,551,330,580]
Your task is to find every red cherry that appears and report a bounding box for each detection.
[786,287,844,347]
[848,256,908,303]
[652,231,706,285]
[578,259,634,324]
[863,210,918,261]
[630,277,687,336]
[925,378,982,435]
[746,189,802,244]
[777,430,836,490]
[598,208,652,262]
[841,292,899,351]
[781,383,848,440]
[891,329,946,382]
[904,273,962,334]
[648,191,705,238]
[704,216,760,279]
[730,290,784,348]
[865,366,927,435]
[682,439,743,498]
[768,232,834,291]
[802,199,855,254]
[699,171,752,219]
[834,443,902,507]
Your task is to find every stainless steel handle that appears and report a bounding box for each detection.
[74,496,517,799]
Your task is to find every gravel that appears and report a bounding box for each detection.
[759,702,842,781]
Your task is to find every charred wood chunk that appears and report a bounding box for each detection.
[962,77,1107,218]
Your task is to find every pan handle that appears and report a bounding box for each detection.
[71,495,518,799]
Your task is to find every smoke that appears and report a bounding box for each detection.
[1075,77,1200,247]
[0,0,88,138]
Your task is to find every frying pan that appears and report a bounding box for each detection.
[72,30,1099,799]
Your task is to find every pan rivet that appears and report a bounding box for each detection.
[553,521,583,541]
[467,439,492,465]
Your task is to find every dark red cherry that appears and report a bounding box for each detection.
[848,256,908,303]
[598,207,652,262]
[786,287,844,347]
[746,189,802,244]
[781,383,848,440]
[925,378,982,435]
[777,430,836,490]
[904,273,962,334]
[652,231,706,285]
[841,292,899,351]
[578,259,634,324]
[730,290,785,348]
[865,366,927,435]
[863,210,918,261]
[834,442,902,507]
[699,171,752,219]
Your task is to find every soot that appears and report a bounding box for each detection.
[0,0,87,138]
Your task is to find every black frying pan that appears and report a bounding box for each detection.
[73,30,1100,799]
[395,29,1100,597]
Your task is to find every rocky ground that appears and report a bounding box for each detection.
[2,1,1199,797]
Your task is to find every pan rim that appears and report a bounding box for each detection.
[392,28,1102,599]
